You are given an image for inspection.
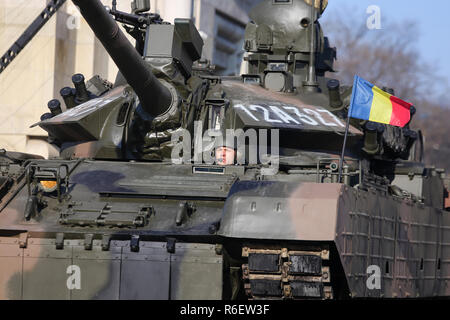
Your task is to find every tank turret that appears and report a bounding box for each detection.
[35,0,204,161]
[243,0,335,93]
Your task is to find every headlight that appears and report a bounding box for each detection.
[39,180,58,193]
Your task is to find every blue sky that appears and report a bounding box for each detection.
[320,0,450,99]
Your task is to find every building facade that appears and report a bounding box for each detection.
[0,0,261,157]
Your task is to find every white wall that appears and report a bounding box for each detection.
[154,0,193,23]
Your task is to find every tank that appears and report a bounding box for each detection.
[0,0,449,300]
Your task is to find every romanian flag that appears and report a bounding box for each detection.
[349,75,412,127]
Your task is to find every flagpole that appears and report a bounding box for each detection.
[339,75,358,183]
[338,111,351,183]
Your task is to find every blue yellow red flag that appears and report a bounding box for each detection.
[349,76,412,127]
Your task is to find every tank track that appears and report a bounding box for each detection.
[242,246,333,300]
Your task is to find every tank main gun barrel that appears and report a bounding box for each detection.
[72,0,172,117]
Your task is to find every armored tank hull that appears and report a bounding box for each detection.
[1,77,449,300]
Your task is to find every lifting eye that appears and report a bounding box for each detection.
[300,18,311,28]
